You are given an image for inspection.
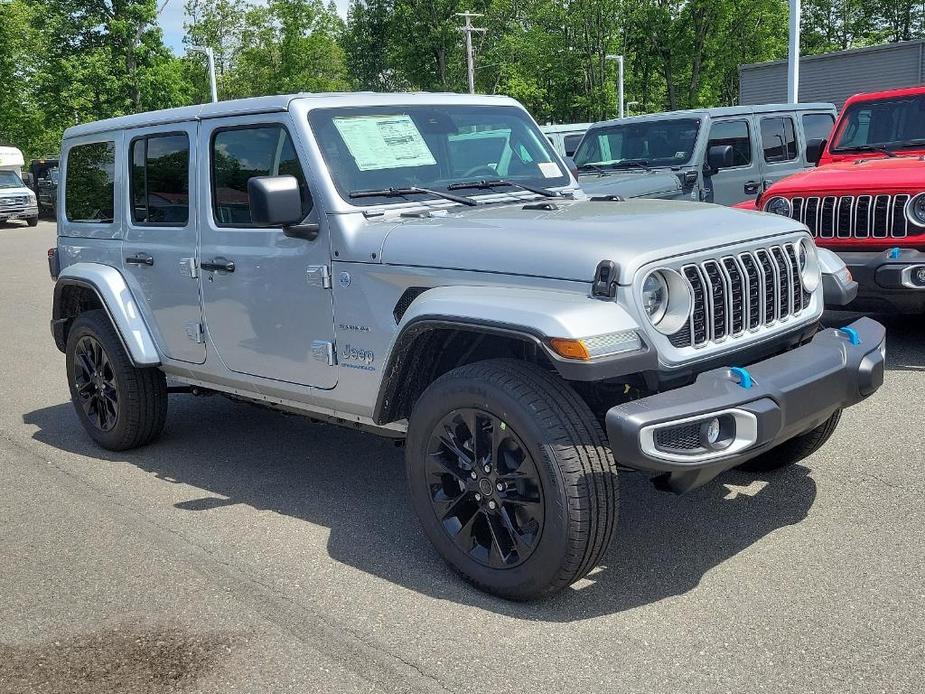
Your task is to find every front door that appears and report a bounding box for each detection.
[703,118,761,206]
[122,124,205,363]
[198,115,336,389]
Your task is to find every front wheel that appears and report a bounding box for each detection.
[27,216,39,227]
[736,409,842,472]
[406,359,619,601]
[65,310,168,451]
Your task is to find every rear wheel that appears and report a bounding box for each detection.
[737,409,842,472]
[65,310,167,451]
[406,359,619,601]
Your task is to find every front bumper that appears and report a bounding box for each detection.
[606,317,886,492]
[837,248,925,313]
[0,205,38,221]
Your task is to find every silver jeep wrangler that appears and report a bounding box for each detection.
[49,93,885,600]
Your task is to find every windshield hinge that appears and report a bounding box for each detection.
[591,260,618,299]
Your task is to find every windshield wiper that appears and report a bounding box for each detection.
[577,164,608,175]
[446,178,560,198]
[610,159,651,170]
[840,144,898,158]
[348,186,476,206]
[898,138,925,148]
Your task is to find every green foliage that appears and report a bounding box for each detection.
[0,0,923,159]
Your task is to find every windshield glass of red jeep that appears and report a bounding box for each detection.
[309,105,569,206]
[832,93,925,153]
[573,118,701,170]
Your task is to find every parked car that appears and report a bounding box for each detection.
[48,93,884,600]
[540,122,591,157]
[741,86,925,313]
[573,103,837,204]
[0,146,39,226]
[29,158,60,216]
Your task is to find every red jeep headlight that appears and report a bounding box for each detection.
[764,196,793,217]
[906,193,925,228]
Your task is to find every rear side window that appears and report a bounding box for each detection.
[130,133,190,226]
[211,125,311,227]
[760,117,798,163]
[707,120,752,166]
[65,142,115,223]
[803,113,835,143]
[563,134,583,157]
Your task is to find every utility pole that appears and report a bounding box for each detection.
[189,46,218,103]
[456,12,486,95]
[787,0,801,103]
[605,54,625,118]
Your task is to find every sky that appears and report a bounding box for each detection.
[157,0,352,55]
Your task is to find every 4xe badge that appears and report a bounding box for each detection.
[341,343,375,371]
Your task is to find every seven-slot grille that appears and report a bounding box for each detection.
[789,194,918,238]
[669,242,810,349]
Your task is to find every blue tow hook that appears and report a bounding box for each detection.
[729,367,753,389]
[838,326,861,345]
[889,247,901,259]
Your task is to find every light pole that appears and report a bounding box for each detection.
[605,54,624,119]
[456,12,486,95]
[787,0,801,103]
[189,45,218,103]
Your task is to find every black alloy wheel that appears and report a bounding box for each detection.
[426,408,544,569]
[72,335,119,432]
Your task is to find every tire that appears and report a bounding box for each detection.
[65,310,168,451]
[736,409,842,473]
[27,216,39,227]
[405,358,619,601]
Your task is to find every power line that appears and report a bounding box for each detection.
[456,12,486,95]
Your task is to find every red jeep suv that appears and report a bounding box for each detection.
[744,86,925,313]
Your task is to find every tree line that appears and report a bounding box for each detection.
[1,0,923,160]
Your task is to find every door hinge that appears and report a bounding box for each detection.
[306,265,331,289]
[311,340,335,366]
[185,321,205,344]
[180,257,199,279]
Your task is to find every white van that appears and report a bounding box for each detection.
[0,146,39,226]
[540,123,591,158]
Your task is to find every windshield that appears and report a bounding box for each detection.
[573,118,701,169]
[308,105,569,205]
[832,93,925,153]
[0,170,24,189]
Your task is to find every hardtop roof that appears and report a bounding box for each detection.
[63,92,522,139]
[587,102,837,131]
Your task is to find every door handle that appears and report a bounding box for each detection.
[743,180,761,195]
[125,252,154,266]
[201,258,235,273]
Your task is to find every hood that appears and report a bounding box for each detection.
[577,169,682,199]
[769,157,925,196]
[0,185,34,199]
[380,198,802,284]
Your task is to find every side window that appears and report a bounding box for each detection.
[802,113,835,143]
[761,116,798,163]
[563,134,583,157]
[65,142,115,223]
[130,133,190,225]
[707,120,752,166]
[212,125,311,227]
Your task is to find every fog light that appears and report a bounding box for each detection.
[901,264,925,289]
[700,414,735,451]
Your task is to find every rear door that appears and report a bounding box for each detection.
[198,114,336,389]
[758,115,802,190]
[703,117,760,205]
[122,123,205,364]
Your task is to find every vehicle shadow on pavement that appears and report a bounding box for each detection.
[24,397,818,622]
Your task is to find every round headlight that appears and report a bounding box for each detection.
[764,197,793,217]
[798,238,821,293]
[641,269,693,335]
[906,193,925,228]
[642,272,668,325]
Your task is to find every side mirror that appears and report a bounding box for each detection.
[806,138,826,165]
[248,175,305,226]
[706,144,735,172]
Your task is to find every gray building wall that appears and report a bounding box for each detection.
[740,40,925,109]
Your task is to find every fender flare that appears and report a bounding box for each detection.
[52,262,161,366]
[372,285,653,424]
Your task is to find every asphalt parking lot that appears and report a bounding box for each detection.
[1,219,922,694]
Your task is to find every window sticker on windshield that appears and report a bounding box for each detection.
[333,115,437,171]
[538,162,560,178]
